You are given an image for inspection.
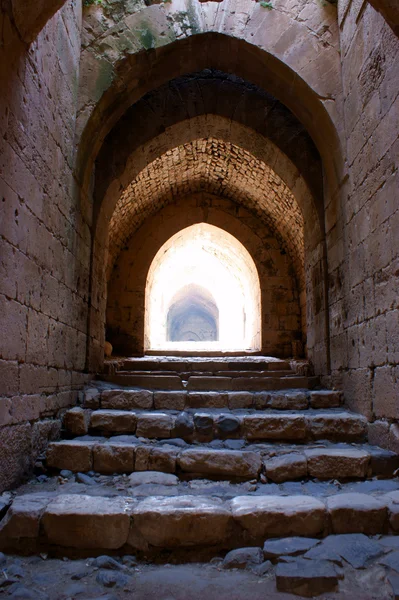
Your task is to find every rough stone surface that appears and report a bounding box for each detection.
[101,391,153,411]
[93,444,135,474]
[263,537,319,559]
[222,547,263,569]
[42,495,131,549]
[276,559,339,597]
[91,410,137,434]
[179,450,261,479]
[305,449,370,479]
[128,472,178,486]
[64,408,91,436]
[265,454,307,483]
[243,415,306,441]
[46,442,93,473]
[231,496,326,539]
[326,493,388,534]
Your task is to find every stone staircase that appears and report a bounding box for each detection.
[1,356,399,560]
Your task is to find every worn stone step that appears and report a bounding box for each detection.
[122,357,292,373]
[84,386,342,412]
[102,373,313,391]
[44,437,397,481]
[1,490,399,555]
[116,369,295,379]
[75,408,366,444]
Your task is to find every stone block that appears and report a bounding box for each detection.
[243,415,307,441]
[134,445,177,473]
[130,496,232,548]
[101,390,153,410]
[231,495,326,539]
[179,449,261,479]
[215,414,241,437]
[228,392,253,409]
[46,441,93,472]
[93,443,135,474]
[265,453,307,483]
[306,412,367,441]
[222,547,263,569]
[309,391,342,409]
[276,559,339,597]
[187,392,228,409]
[83,388,100,409]
[384,491,399,531]
[42,495,131,549]
[90,410,137,434]
[64,407,91,436]
[327,493,388,534]
[173,412,194,438]
[0,494,52,544]
[136,413,174,438]
[305,448,370,479]
[269,392,308,410]
[368,420,390,448]
[154,391,187,411]
[187,377,232,391]
[263,537,319,559]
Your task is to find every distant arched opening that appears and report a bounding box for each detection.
[145,223,261,352]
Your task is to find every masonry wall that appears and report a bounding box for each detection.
[0,1,89,492]
[331,0,399,445]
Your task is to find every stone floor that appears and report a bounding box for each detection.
[0,538,397,599]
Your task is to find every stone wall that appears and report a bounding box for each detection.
[0,0,88,492]
[330,0,399,444]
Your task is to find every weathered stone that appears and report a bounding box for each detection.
[222,547,263,569]
[384,491,399,531]
[263,537,319,559]
[0,494,52,543]
[316,534,384,569]
[309,391,342,409]
[46,441,93,472]
[193,413,214,437]
[231,496,326,539]
[305,448,370,479]
[134,446,177,473]
[179,449,261,479]
[101,390,153,411]
[136,413,174,438]
[83,389,100,410]
[96,570,131,588]
[276,559,339,597]
[187,377,231,391]
[379,551,399,573]
[243,415,306,441]
[306,413,367,442]
[215,414,241,436]
[64,407,91,436]
[173,413,194,438]
[128,471,178,486]
[269,392,308,410]
[91,410,137,434]
[154,392,186,411]
[187,392,229,409]
[131,496,231,547]
[42,495,131,549]
[76,472,97,485]
[93,444,135,474]
[369,447,399,477]
[228,392,253,410]
[326,493,388,534]
[265,453,307,483]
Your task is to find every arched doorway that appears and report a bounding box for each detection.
[145,223,262,352]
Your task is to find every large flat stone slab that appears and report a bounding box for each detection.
[326,493,388,534]
[0,494,53,545]
[231,496,326,539]
[263,537,319,559]
[314,534,385,569]
[305,448,370,479]
[131,496,232,547]
[276,558,339,597]
[42,495,131,549]
[309,391,342,409]
[136,413,175,438]
[265,453,307,483]
[178,449,261,479]
[93,443,135,473]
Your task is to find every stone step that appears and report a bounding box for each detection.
[100,373,318,391]
[83,387,342,412]
[67,405,362,443]
[44,438,398,481]
[2,489,399,555]
[122,357,292,373]
[117,369,295,379]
